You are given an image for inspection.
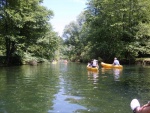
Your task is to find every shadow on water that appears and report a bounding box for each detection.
[0,63,150,113]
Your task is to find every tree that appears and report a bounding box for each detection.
[0,0,54,65]
[84,0,150,62]
[63,12,86,61]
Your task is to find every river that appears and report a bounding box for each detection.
[0,62,150,113]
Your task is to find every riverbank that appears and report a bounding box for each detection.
[136,58,150,65]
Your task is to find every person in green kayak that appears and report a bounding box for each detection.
[130,99,150,113]
[113,57,120,65]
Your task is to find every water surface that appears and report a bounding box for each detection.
[0,62,150,113]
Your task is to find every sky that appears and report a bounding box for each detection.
[42,0,87,36]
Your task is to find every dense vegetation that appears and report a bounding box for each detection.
[0,0,60,65]
[63,0,150,63]
[0,0,150,66]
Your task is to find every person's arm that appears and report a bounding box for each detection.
[142,102,150,107]
[112,60,115,65]
[138,102,150,113]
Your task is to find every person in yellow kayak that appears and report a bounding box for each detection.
[113,57,120,65]
[130,99,150,113]
[92,59,98,68]
[87,62,92,67]
[87,59,93,67]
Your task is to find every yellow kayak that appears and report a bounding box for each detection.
[101,62,123,69]
[87,65,99,72]
[52,61,57,64]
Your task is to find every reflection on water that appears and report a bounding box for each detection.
[87,71,99,85]
[113,68,122,81]
[0,63,150,113]
[101,68,122,81]
[48,74,86,113]
[101,67,112,74]
[0,64,59,113]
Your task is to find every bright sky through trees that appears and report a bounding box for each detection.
[42,0,86,36]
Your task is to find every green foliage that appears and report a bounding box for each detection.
[62,0,150,63]
[0,0,60,65]
[63,12,87,61]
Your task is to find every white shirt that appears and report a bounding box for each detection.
[92,60,97,66]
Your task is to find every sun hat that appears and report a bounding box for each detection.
[130,99,140,113]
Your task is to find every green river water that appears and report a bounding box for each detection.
[0,62,150,113]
